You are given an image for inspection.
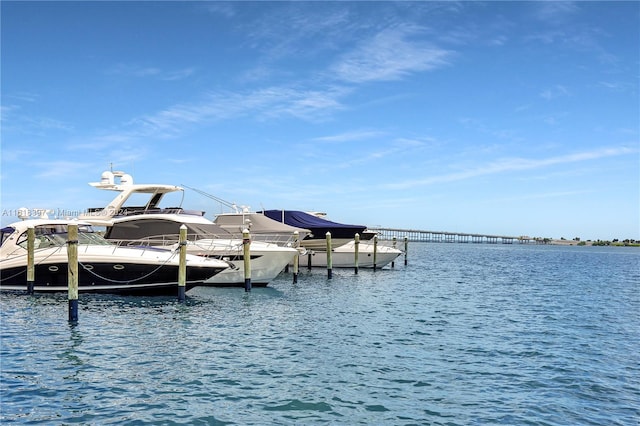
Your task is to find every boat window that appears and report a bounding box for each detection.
[16,232,63,249]
[106,219,182,240]
[0,226,16,247]
[105,219,232,242]
[78,231,112,245]
[119,191,184,211]
[14,224,110,249]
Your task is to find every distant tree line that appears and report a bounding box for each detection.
[589,239,639,247]
[534,237,639,247]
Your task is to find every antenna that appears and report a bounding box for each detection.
[181,184,240,213]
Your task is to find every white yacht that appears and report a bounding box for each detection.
[79,171,298,287]
[214,210,311,245]
[215,209,403,269]
[297,239,403,269]
[0,218,228,294]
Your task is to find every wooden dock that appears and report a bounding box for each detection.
[369,227,535,244]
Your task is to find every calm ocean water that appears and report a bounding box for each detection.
[1,243,639,425]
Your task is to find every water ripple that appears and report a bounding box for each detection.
[1,244,639,425]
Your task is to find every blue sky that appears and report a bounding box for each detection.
[1,1,638,241]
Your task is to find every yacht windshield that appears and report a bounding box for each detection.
[105,219,232,241]
[15,224,111,249]
[0,226,16,248]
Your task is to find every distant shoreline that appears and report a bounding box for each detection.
[549,239,640,247]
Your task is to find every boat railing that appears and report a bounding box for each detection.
[0,243,64,261]
[0,232,171,262]
[237,232,299,247]
[15,231,251,255]
[106,233,243,254]
[118,207,206,217]
[362,238,402,249]
[219,231,398,251]
[84,206,206,217]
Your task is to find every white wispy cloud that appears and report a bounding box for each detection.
[330,26,452,83]
[162,68,196,81]
[532,1,580,23]
[458,117,522,143]
[540,85,570,100]
[383,146,637,190]
[335,146,403,169]
[597,81,635,93]
[107,64,161,77]
[437,26,480,46]
[492,189,592,202]
[33,161,97,179]
[2,107,75,135]
[106,64,194,81]
[125,85,350,139]
[489,35,508,46]
[0,104,19,122]
[312,130,386,143]
[242,5,353,62]
[4,92,39,103]
[330,136,430,169]
[203,2,236,19]
[262,86,348,121]
[0,147,36,162]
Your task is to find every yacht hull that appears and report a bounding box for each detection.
[298,241,402,269]
[0,247,227,295]
[189,241,298,286]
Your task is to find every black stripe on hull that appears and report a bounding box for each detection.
[0,263,224,295]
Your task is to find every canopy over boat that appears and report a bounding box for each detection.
[261,210,366,240]
[214,212,309,237]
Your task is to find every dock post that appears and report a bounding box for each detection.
[326,232,332,279]
[292,231,299,284]
[27,226,35,294]
[67,223,79,324]
[354,233,359,274]
[373,234,378,271]
[307,252,312,269]
[404,236,408,266]
[391,237,397,268]
[243,229,251,291]
[178,224,187,302]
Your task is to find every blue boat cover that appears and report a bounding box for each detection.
[261,210,366,239]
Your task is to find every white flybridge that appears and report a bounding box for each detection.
[80,171,188,224]
[79,171,298,287]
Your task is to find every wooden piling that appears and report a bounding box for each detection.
[404,236,408,266]
[27,226,35,294]
[391,236,397,268]
[326,231,332,279]
[178,224,187,302]
[67,223,79,323]
[243,229,251,291]
[373,234,378,271]
[292,231,299,284]
[354,233,360,275]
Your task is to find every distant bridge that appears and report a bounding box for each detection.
[369,227,536,244]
